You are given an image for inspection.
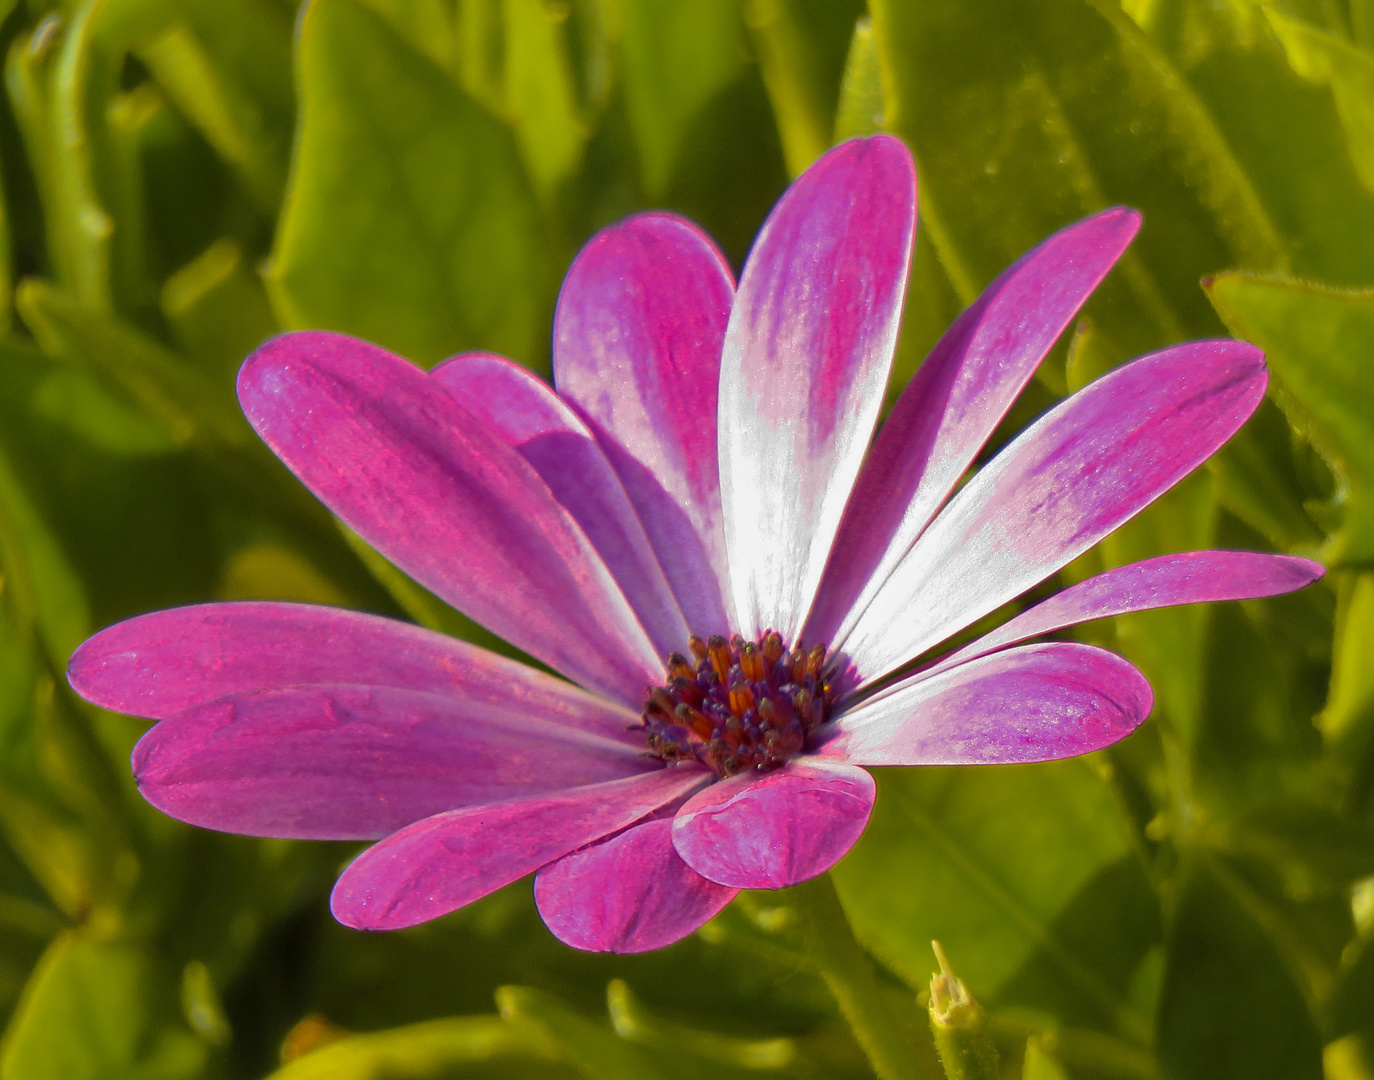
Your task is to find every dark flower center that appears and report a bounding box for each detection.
[640,631,834,778]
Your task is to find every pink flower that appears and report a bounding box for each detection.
[67,136,1321,954]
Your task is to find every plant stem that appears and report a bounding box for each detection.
[786,874,937,1080]
[928,941,1001,1080]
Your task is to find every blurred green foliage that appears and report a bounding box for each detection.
[0,0,1370,1077]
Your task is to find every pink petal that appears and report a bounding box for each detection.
[534,818,738,953]
[822,643,1152,765]
[719,135,916,641]
[840,340,1268,685]
[67,602,640,744]
[805,208,1142,647]
[925,551,1325,677]
[669,759,875,890]
[238,331,661,707]
[132,684,656,840]
[432,353,690,659]
[553,213,736,637]
[331,768,708,930]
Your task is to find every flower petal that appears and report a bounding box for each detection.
[719,135,916,641]
[554,213,736,637]
[840,340,1268,685]
[67,601,640,743]
[331,768,708,930]
[238,331,661,706]
[714,136,917,640]
[132,684,656,840]
[925,551,1325,677]
[432,353,690,659]
[823,643,1151,765]
[535,819,738,953]
[805,208,1141,646]
[670,759,874,890]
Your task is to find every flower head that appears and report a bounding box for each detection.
[67,136,1322,954]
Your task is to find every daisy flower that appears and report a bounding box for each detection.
[67,136,1321,953]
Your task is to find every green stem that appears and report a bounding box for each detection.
[786,874,937,1080]
[928,942,1001,1080]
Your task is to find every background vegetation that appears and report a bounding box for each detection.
[0,0,1372,1077]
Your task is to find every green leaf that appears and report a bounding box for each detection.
[869,0,1286,352]
[605,979,798,1071]
[1211,400,1326,555]
[1129,0,1374,288]
[1266,10,1374,195]
[1021,1036,1068,1080]
[266,1014,573,1080]
[137,19,285,210]
[0,436,90,667]
[1206,273,1374,565]
[832,761,1156,1041]
[267,0,556,368]
[16,277,250,449]
[1327,932,1374,1045]
[779,876,935,1080]
[1156,856,1323,1080]
[496,985,668,1080]
[362,0,458,74]
[1099,469,1215,746]
[744,0,865,175]
[1323,571,1374,745]
[834,15,884,142]
[160,237,279,385]
[1,933,206,1080]
[500,0,589,201]
[618,0,747,197]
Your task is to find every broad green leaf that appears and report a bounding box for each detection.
[0,933,207,1080]
[869,0,1286,352]
[832,761,1156,1041]
[1131,0,1374,287]
[1206,273,1374,565]
[1211,802,1374,896]
[618,0,746,197]
[266,1014,572,1080]
[1266,10,1374,195]
[267,0,555,368]
[1156,857,1323,1080]
[1211,401,1326,555]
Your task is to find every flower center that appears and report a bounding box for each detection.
[640,632,833,778]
